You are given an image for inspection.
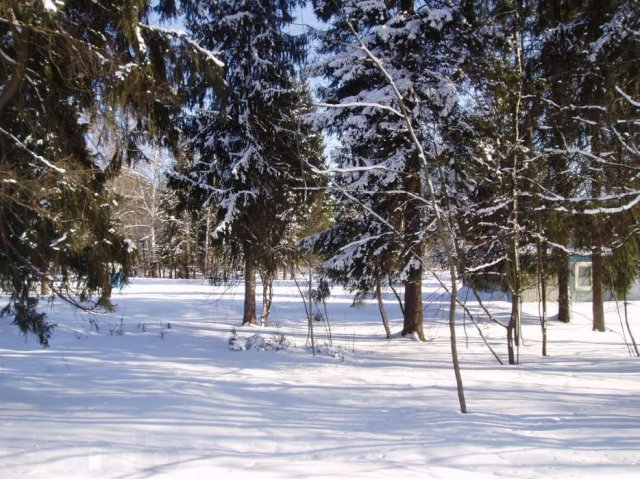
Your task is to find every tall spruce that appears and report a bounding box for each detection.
[309,0,467,341]
[453,0,543,364]
[536,0,640,332]
[0,1,222,344]
[178,0,325,325]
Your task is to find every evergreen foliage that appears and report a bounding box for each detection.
[175,0,326,324]
[0,0,222,344]
[442,0,639,336]
[2,0,638,351]
[307,0,470,340]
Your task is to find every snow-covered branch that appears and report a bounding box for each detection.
[338,232,393,254]
[307,163,396,175]
[139,24,225,68]
[583,194,640,215]
[317,101,403,118]
[0,127,66,174]
[464,256,508,273]
[615,86,640,108]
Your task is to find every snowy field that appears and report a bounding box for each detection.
[1,276,639,479]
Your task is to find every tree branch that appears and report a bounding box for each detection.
[0,22,30,114]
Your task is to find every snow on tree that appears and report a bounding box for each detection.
[533,0,640,332]
[307,0,469,341]
[176,0,325,326]
[441,0,639,360]
[0,0,222,344]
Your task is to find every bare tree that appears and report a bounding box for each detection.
[109,149,173,277]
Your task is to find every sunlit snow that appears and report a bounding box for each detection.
[1,277,638,478]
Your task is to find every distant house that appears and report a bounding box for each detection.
[467,254,640,303]
[560,254,640,302]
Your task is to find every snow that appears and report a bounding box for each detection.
[0,127,66,174]
[49,233,67,248]
[124,238,136,253]
[1,277,639,479]
[583,194,640,215]
[134,25,147,55]
[139,24,224,68]
[114,62,138,81]
[318,101,403,118]
[616,86,640,108]
[41,0,61,13]
[424,8,454,31]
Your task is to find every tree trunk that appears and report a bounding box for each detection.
[0,29,30,115]
[540,273,548,358]
[150,222,158,278]
[388,276,405,316]
[307,269,315,355]
[192,216,199,278]
[507,210,522,364]
[507,293,520,365]
[507,233,522,365]
[183,216,191,279]
[506,16,524,365]
[402,151,424,340]
[623,286,640,356]
[203,209,212,277]
[448,262,467,413]
[592,234,605,332]
[537,240,548,356]
[243,248,257,325]
[375,275,392,339]
[40,272,50,296]
[557,248,571,323]
[148,150,160,278]
[260,271,273,327]
[402,264,425,341]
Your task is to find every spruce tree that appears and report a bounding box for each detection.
[309,0,469,340]
[0,0,222,344]
[178,0,325,325]
[536,0,640,332]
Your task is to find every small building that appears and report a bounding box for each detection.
[468,254,640,303]
[562,254,640,302]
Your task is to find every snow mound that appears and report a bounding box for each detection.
[310,343,352,360]
[228,328,291,352]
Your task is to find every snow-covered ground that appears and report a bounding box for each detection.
[1,277,639,479]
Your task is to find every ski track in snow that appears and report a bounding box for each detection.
[1,277,639,479]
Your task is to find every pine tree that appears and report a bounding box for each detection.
[0,0,222,344]
[458,0,541,364]
[309,0,470,341]
[536,0,640,332]
[178,0,325,325]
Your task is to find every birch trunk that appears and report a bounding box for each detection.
[376,275,392,339]
[260,271,274,327]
